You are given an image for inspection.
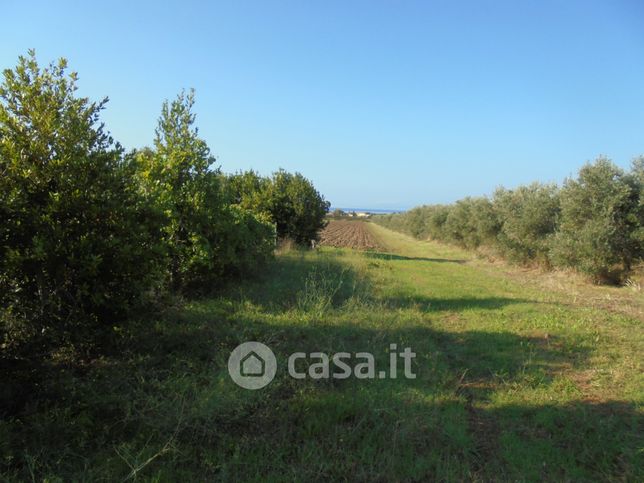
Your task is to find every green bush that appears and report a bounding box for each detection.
[471,197,501,247]
[374,212,411,236]
[405,206,431,239]
[226,169,271,214]
[443,197,498,249]
[493,183,560,264]
[136,91,276,292]
[425,205,452,241]
[375,205,447,240]
[216,205,276,278]
[376,200,497,250]
[627,157,644,263]
[228,169,330,246]
[550,158,641,282]
[374,158,643,282]
[0,52,331,359]
[443,199,476,248]
[0,52,164,353]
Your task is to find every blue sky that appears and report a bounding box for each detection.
[3,1,643,209]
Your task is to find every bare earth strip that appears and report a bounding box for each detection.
[319,220,385,250]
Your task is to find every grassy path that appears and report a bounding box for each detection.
[4,224,642,481]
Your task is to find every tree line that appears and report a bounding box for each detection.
[375,158,643,283]
[0,52,329,358]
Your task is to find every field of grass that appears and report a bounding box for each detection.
[2,223,642,481]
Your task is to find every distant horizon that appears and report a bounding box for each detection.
[331,207,405,214]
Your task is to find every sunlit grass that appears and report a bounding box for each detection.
[2,226,642,481]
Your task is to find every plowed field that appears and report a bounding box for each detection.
[319,220,384,250]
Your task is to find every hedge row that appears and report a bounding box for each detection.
[0,52,328,357]
[375,158,643,283]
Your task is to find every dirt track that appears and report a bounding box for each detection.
[319,220,384,250]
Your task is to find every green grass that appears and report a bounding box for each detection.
[2,225,642,481]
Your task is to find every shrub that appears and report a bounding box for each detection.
[374,212,409,236]
[627,157,644,263]
[136,91,275,292]
[226,169,271,214]
[228,169,330,246]
[266,169,330,244]
[425,205,452,241]
[373,157,643,283]
[470,197,501,247]
[216,205,276,277]
[405,206,431,239]
[493,183,560,264]
[550,157,640,281]
[377,200,498,250]
[444,198,478,248]
[0,52,327,358]
[442,197,499,249]
[0,52,164,354]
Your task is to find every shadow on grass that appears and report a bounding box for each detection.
[0,250,553,420]
[219,380,641,481]
[148,312,634,481]
[220,250,525,314]
[6,313,633,481]
[383,294,534,312]
[219,250,372,314]
[2,249,640,481]
[365,251,468,264]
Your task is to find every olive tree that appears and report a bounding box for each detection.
[550,157,640,281]
[493,183,560,264]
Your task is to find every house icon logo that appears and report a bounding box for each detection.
[240,351,265,377]
[228,341,277,390]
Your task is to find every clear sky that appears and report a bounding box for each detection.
[2,1,643,209]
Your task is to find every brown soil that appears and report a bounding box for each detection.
[319,220,385,250]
